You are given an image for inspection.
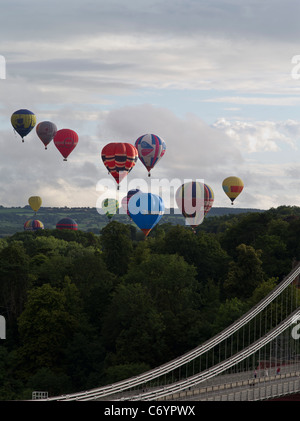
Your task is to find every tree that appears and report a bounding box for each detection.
[159,225,229,284]
[63,332,107,391]
[247,277,278,308]
[220,212,273,256]
[26,367,72,398]
[254,234,290,279]
[17,279,84,375]
[287,218,300,261]
[213,296,246,333]
[104,362,150,384]
[223,244,265,300]
[100,221,133,276]
[102,283,166,368]
[0,241,31,325]
[124,253,203,359]
[67,249,115,331]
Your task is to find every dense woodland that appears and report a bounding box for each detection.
[0,205,300,400]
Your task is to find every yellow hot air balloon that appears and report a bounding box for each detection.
[222,176,244,205]
[28,196,42,213]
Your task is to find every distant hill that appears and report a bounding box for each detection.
[207,207,264,217]
[0,205,265,237]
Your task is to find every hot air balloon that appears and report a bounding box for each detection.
[135,134,166,176]
[28,196,42,214]
[204,184,214,215]
[53,129,78,161]
[175,181,214,228]
[121,189,140,216]
[222,176,244,205]
[24,219,44,231]
[102,198,119,220]
[36,121,57,149]
[128,192,165,237]
[56,217,78,230]
[101,142,138,189]
[11,109,36,142]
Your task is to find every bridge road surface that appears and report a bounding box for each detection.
[158,366,300,401]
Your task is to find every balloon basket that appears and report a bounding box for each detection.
[63,158,67,161]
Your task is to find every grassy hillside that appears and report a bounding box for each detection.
[0,205,264,236]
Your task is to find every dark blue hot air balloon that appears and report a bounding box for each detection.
[11,109,36,142]
[56,217,78,230]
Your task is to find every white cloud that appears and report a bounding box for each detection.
[213,118,299,153]
[204,97,300,106]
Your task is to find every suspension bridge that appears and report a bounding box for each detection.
[36,262,300,402]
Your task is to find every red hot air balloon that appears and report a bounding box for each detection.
[121,189,140,216]
[53,129,78,161]
[101,142,138,189]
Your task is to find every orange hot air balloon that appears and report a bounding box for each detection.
[53,129,78,161]
[101,142,138,188]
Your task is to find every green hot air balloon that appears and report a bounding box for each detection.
[102,198,119,220]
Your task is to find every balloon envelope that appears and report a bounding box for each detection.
[128,192,164,236]
[135,134,166,176]
[24,219,44,231]
[11,109,36,142]
[204,184,214,215]
[54,129,78,160]
[121,189,140,216]
[102,198,119,219]
[36,121,57,149]
[222,176,244,204]
[101,142,138,186]
[28,196,42,213]
[175,181,214,228]
[56,217,78,230]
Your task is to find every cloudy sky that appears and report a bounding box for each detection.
[1,0,300,211]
